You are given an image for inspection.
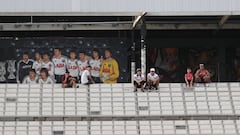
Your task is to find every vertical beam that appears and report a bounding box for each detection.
[140,16,147,75]
[217,48,226,81]
[131,29,136,83]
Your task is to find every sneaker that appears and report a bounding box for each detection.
[141,89,144,92]
[134,89,137,92]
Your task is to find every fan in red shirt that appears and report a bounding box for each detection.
[194,64,211,83]
[185,68,193,87]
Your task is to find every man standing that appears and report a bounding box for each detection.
[17,52,34,83]
[67,51,79,80]
[77,51,89,82]
[32,52,42,76]
[52,48,68,83]
[100,49,119,83]
[89,49,101,83]
[41,52,55,80]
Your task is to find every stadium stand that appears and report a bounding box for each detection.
[0,83,240,135]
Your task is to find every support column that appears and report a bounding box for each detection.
[131,29,136,83]
[140,17,147,75]
[217,47,226,81]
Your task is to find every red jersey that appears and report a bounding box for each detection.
[198,70,208,77]
[185,73,193,80]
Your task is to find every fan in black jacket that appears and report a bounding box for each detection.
[17,52,34,83]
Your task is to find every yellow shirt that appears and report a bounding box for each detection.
[100,58,119,83]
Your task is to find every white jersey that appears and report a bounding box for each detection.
[32,60,42,75]
[39,77,54,84]
[147,73,159,81]
[89,59,101,77]
[81,70,90,84]
[52,56,68,75]
[22,76,38,84]
[134,74,145,82]
[77,60,89,76]
[41,61,54,76]
[67,59,79,77]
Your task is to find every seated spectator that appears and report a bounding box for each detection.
[39,68,54,84]
[62,71,77,88]
[133,68,145,92]
[146,68,160,90]
[22,69,38,84]
[194,64,211,83]
[81,66,94,85]
[185,68,193,87]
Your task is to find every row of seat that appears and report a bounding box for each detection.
[0,82,239,89]
[0,120,240,135]
[0,83,240,116]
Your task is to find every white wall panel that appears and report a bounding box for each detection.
[0,0,239,15]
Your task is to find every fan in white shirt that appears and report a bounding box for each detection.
[146,68,160,90]
[22,69,38,84]
[32,52,42,76]
[133,68,145,92]
[67,51,79,78]
[77,51,89,79]
[52,48,68,83]
[39,68,54,84]
[41,53,55,80]
[89,49,101,83]
[81,66,94,85]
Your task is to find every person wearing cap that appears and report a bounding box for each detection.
[133,68,145,92]
[22,69,38,84]
[62,70,77,88]
[194,64,211,83]
[81,65,94,85]
[146,68,160,90]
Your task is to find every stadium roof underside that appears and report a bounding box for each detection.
[0,15,240,31]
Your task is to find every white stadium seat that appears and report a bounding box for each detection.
[0,83,240,135]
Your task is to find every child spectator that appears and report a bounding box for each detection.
[133,68,145,92]
[185,68,193,87]
[146,68,160,90]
